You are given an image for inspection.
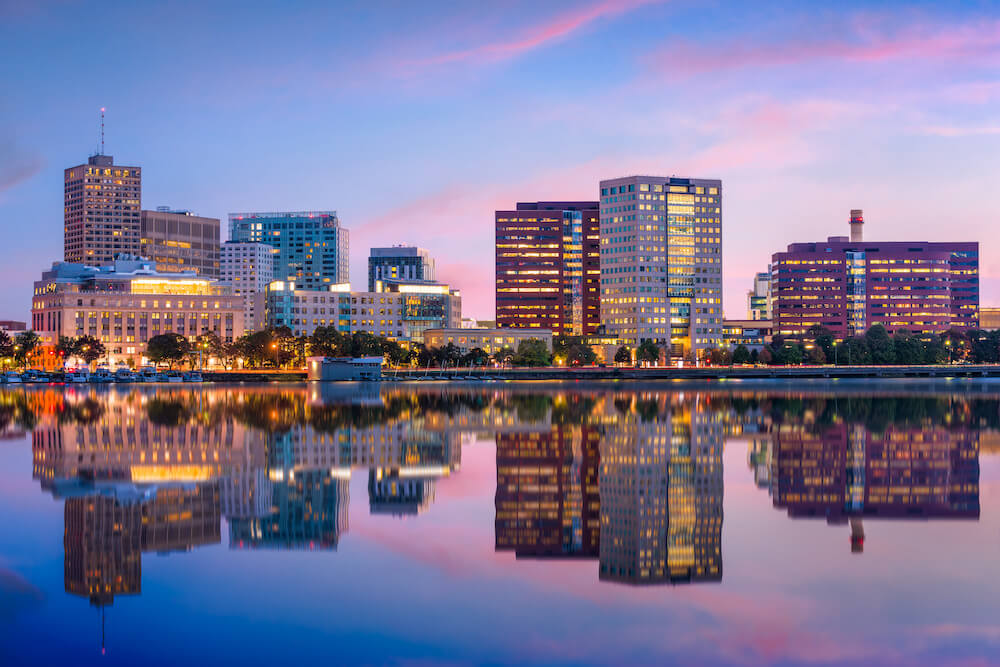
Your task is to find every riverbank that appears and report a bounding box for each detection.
[382,364,1000,381]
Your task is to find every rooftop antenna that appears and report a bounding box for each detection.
[99,107,106,155]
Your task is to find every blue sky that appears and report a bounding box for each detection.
[2,0,999,320]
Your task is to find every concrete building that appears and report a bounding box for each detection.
[30,256,244,367]
[423,327,553,354]
[495,201,600,336]
[722,319,773,352]
[771,211,979,338]
[980,308,1000,330]
[140,208,221,278]
[265,279,461,343]
[368,246,435,292]
[747,268,772,320]
[220,241,275,332]
[598,176,723,359]
[228,211,349,289]
[64,154,142,266]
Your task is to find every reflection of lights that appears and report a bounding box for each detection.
[330,467,352,480]
[398,466,452,478]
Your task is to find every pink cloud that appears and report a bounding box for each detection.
[919,125,1000,137]
[648,16,1000,77]
[397,0,664,71]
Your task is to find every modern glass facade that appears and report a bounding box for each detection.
[598,176,723,358]
[368,246,435,292]
[228,211,349,290]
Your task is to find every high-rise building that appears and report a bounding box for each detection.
[140,207,220,278]
[64,154,142,266]
[771,211,979,338]
[368,246,435,292]
[495,201,600,336]
[228,211,349,289]
[598,176,723,359]
[747,267,772,320]
[220,241,275,332]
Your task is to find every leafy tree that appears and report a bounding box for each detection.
[942,327,970,363]
[749,348,760,364]
[492,346,515,366]
[349,331,384,359]
[864,325,895,365]
[310,326,348,357]
[842,336,871,365]
[806,325,835,361]
[218,341,242,370]
[462,347,490,367]
[806,345,826,365]
[192,330,223,369]
[636,340,661,365]
[512,339,551,367]
[55,336,77,360]
[707,348,732,365]
[892,330,924,365]
[74,335,106,368]
[566,342,596,366]
[614,345,632,365]
[13,331,40,370]
[732,344,751,365]
[758,347,773,365]
[146,333,190,369]
[0,331,13,364]
[773,342,804,365]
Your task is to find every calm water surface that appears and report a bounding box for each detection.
[0,381,998,666]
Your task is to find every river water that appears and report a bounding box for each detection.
[0,381,997,666]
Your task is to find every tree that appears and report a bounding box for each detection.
[636,340,661,365]
[13,331,40,370]
[614,345,632,365]
[146,333,190,369]
[0,331,12,366]
[566,342,596,366]
[732,344,751,365]
[707,348,732,366]
[493,346,515,366]
[749,348,760,364]
[55,336,77,360]
[942,327,970,363]
[218,341,242,370]
[512,339,551,367]
[893,330,924,365]
[349,331,384,359]
[74,335,105,368]
[842,336,871,365]
[462,347,490,367]
[758,347,773,365]
[773,342,803,365]
[806,345,826,365]
[310,326,348,357]
[193,330,223,369]
[806,325,835,361]
[382,338,411,367]
[865,325,895,365]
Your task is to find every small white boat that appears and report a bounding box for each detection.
[165,372,184,383]
[114,368,137,383]
[90,367,113,383]
[183,371,203,382]
[68,369,89,383]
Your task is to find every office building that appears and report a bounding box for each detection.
[228,211,349,289]
[423,327,552,354]
[771,211,979,337]
[221,241,275,332]
[747,268,772,320]
[30,257,244,367]
[980,308,1000,330]
[722,320,772,352]
[64,154,142,266]
[265,279,461,342]
[368,246,435,292]
[598,176,723,359]
[495,201,600,336]
[139,207,220,278]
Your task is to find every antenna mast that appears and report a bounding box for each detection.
[100,107,106,155]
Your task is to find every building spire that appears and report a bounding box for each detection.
[99,107,105,156]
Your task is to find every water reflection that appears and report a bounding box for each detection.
[3,384,988,610]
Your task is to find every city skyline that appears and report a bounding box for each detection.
[2,1,998,323]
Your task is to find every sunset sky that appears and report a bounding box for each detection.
[2,0,998,320]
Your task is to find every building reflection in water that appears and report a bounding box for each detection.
[752,412,980,553]
[495,392,724,586]
[11,385,987,608]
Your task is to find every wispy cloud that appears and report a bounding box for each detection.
[397,0,663,72]
[0,143,44,196]
[647,14,1000,77]
[919,125,1000,137]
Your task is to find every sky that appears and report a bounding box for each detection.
[1,0,999,322]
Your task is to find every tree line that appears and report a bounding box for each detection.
[704,324,1000,366]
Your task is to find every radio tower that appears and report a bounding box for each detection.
[99,107,105,156]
